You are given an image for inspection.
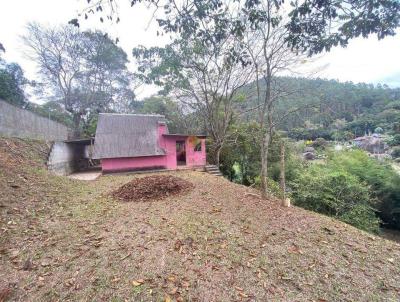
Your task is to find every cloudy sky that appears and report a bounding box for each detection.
[1,0,400,100]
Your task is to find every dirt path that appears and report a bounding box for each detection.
[67,171,102,181]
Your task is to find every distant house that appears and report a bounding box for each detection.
[93,113,206,173]
[353,135,387,154]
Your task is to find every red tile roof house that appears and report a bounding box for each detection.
[92,113,207,173]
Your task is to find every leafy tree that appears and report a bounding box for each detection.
[239,2,311,198]
[287,0,400,55]
[388,134,400,147]
[74,0,400,56]
[23,23,136,137]
[27,101,73,127]
[133,35,253,165]
[136,95,202,134]
[0,62,27,107]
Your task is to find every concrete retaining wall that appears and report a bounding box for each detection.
[0,100,69,141]
[47,142,87,176]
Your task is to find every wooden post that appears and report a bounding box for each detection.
[280,141,290,207]
[279,141,285,198]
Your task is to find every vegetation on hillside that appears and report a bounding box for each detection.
[240,77,400,140]
[1,137,400,301]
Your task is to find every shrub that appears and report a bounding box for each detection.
[312,137,327,149]
[387,134,400,146]
[328,150,400,228]
[291,164,380,233]
[340,204,381,233]
[391,147,400,159]
[254,177,284,199]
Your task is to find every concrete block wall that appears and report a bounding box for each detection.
[0,100,70,141]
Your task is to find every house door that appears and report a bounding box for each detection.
[176,141,186,166]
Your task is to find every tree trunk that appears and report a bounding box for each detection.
[72,114,82,138]
[279,141,286,200]
[260,129,271,199]
[213,144,222,167]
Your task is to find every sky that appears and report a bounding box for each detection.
[1,0,400,101]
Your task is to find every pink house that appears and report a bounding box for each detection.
[93,113,207,173]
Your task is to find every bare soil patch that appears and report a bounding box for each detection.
[111,175,193,202]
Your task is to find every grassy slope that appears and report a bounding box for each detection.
[1,137,400,302]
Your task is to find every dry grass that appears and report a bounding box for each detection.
[1,137,400,301]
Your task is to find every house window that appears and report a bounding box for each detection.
[194,141,202,152]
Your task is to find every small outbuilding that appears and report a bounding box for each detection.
[93,113,207,173]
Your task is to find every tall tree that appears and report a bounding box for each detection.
[23,23,136,137]
[133,35,253,165]
[0,62,27,107]
[239,3,310,198]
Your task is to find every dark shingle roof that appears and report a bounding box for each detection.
[93,113,168,159]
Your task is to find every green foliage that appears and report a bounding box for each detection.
[77,0,400,57]
[82,112,99,137]
[133,34,250,163]
[312,138,327,149]
[220,122,261,185]
[391,147,400,159]
[242,77,400,140]
[328,150,400,228]
[393,122,400,134]
[254,177,284,199]
[289,127,333,141]
[331,150,400,228]
[135,95,202,134]
[340,204,381,234]
[287,0,400,55]
[291,163,380,233]
[289,148,400,231]
[268,139,302,184]
[387,134,400,146]
[0,62,27,107]
[333,130,355,141]
[26,101,73,127]
[220,124,301,189]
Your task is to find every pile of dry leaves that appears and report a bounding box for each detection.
[111,175,193,202]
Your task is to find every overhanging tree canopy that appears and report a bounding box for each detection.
[72,0,400,55]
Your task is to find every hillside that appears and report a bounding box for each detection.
[239,77,400,139]
[1,137,400,301]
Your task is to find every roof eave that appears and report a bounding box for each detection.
[163,134,207,138]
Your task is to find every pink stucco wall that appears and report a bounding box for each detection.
[102,155,167,172]
[101,123,206,172]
